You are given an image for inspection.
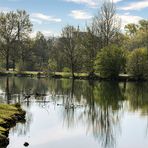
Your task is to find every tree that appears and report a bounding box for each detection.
[82,24,99,77]
[32,32,49,70]
[127,48,148,79]
[0,10,32,70]
[139,20,148,57]
[93,1,120,47]
[60,25,82,78]
[95,45,126,78]
[48,59,57,74]
[124,20,148,51]
[125,23,138,37]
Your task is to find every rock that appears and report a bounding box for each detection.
[24,142,29,147]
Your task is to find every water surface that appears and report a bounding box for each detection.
[0,77,148,148]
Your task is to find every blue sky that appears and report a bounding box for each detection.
[0,0,148,37]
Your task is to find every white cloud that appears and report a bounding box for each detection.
[70,10,92,20]
[118,13,143,30]
[31,18,42,25]
[120,0,148,10]
[65,0,123,8]
[30,30,60,38]
[113,0,122,3]
[65,0,98,7]
[31,13,62,23]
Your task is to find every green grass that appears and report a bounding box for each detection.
[0,104,25,141]
[54,72,89,77]
[0,70,136,80]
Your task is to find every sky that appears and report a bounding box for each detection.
[0,0,148,37]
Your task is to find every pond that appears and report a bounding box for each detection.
[0,77,148,148]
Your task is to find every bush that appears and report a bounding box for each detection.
[63,67,71,73]
[48,59,57,73]
[127,48,148,79]
[95,45,126,78]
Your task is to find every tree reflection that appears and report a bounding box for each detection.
[2,77,148,147]
[82,82,124,148]
[62,79,76,128]
[60,80,124,148]
[125,82,148,114]
[5,77,11,104]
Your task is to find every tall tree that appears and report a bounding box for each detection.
[93,1,120,47]
[82,24,99,77]
[33,32,49,70]
[60,25,82,78]
[0,10,32,70]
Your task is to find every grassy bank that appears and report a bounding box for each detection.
[0,70,146,81]
[0,104,26,147]
[52,72,144,81]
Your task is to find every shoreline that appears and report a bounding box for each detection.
[0,71,146,82]
[0,104,26,148]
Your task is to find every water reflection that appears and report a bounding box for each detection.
[0,77,148,147]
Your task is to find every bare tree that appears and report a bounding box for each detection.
[93,1,120,47]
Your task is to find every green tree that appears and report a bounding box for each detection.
[32,32,49,70]
[124,20,148,51]
[95,45,126,78]
[48,59,57,74]
[60,25,82,78]
[125,23,138,37]
[127,48,148,79]
[0,10,32,70]
[82,25,99,77]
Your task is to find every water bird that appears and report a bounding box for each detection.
[23,95,31,100]
[24,142,29,147]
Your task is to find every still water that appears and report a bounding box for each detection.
[0,77,148,148]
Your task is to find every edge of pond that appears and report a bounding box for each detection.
[0,104,26,148]
[0,71,147,82]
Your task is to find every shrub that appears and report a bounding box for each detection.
[48,59,57,73]
[127,48,148,79]
[95,45,126,78]
[63,67,71,73]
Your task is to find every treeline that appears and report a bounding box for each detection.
[0,2,148,79]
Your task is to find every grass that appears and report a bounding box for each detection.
[54,72,89,77]
[0,70,140,81]
[0,104,25,146]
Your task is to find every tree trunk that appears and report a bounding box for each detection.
[6,77,10,104]
[89,70,96,79]
[6,48,9,71]
[13,59,15,71]
[71,63,75,78]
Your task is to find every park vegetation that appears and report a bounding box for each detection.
[0,2,148,80]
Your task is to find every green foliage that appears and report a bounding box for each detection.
[127,48,148,79]
[16,60,35,72]
[0,103,25,141]
[125,20,148,50]
[48,59,57,73]
[0,10,32,70]
[63,67,71,72]
[16,61,26,72]
[95,45,126,78]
